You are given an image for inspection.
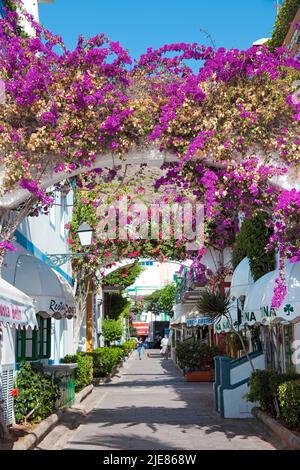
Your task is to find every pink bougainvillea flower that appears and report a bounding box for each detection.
[0,240,19,252]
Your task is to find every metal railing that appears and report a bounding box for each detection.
[44,364,77,409]
[175,267,204,303]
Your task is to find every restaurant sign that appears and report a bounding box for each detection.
[49,299,76,318]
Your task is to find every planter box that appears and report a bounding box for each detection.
[252,407,300,450]
[185,369,214,382]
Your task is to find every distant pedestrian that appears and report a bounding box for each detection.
[137,338,143,360]
[160,335,169,358]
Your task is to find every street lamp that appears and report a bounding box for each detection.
[46,221,94,267]
[77,222,94,247]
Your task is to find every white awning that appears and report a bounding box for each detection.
[214,257,254,333]
[171,314,186,326]
[240,262,300,326]
[242,271,275,326]
[2,254,76,320]
[230,257,254,300]
[0,277,37,330]
[260,263,300,323]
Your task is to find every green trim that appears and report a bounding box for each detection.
[16,316,51,363]
[214,351,264,417]
[230,350,263,368]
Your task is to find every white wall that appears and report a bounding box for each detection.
[20,1,54,35]
[127,261,178,297]
[49,317,74,363]
[223,354,265,418]
[1,327,15,366]
[94,290,104,348]
[18,190,74,279]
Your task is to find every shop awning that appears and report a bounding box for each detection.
[131,322,149,335]
[2,254,76,320]
[259,262,300,324]
[172,302,196,325]
[242,271,275,326]
[214,257,253,334]
[0,277,37,329]
[171,315,186,326]
[230,257,254,300]
[236,262,300,327]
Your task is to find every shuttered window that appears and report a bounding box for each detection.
[16,316,51,362]
[0,364,14,425]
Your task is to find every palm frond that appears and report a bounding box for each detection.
[197,289,231,321]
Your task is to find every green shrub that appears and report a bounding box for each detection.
[268,0,300,51]
[120,340,136,356]
[175,341,220,373]
[102,263,144,289]
[102,318,123,344]
[278,380,300,430]
[246,369,300,415]
[14,363,60,424]
[61,353,93,392]
[231,213,276,281]
[89,347,124,377]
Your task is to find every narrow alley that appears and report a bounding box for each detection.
[38,351,277,451]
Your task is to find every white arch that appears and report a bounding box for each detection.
[101,257,193,277]
[0,149,179,210]
[1,147,299,211]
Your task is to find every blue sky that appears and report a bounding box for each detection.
[39,0,277,57]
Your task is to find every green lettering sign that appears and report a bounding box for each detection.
[261,306,269,318]
[250,312,256,322]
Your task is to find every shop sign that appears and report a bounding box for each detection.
[241,311,257,324]
[49,299,76,317]
[187,317,214,327]
[0,302,22,321]
[0,296,35,328]
[214,318,239,333]
[260,306,277,320]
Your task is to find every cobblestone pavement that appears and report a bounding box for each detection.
[38,351,278,450]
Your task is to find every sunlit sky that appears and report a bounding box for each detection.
[39,0,278,57]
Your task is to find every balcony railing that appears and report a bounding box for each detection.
[175,266,207,304]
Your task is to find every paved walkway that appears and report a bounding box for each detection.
[39,351,277,450]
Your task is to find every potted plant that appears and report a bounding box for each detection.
[175,341,220,382]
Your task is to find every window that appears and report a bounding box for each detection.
[0,1,6,19]
[60,195,66,238]
[16,316,51,362]
[49,193,56,228]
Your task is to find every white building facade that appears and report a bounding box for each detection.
[0,1,77,428]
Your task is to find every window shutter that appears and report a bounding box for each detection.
[0,364,14,425]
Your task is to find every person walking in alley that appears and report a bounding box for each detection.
[160,335,169,358]
[137,338,144,360]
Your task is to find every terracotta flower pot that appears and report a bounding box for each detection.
[185,369,213,382]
